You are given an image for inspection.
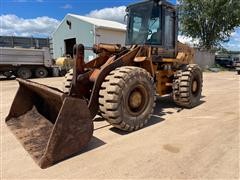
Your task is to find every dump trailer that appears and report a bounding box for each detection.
[6,0,203,168]
[0,47,55,79]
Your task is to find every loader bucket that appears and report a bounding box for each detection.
[5,79,93,169]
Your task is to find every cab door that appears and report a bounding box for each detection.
[163,8,177,51]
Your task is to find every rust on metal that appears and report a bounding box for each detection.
[73,44,85,76]
[6,79,93,169]
[88,46,141,117]
[69,44,93,98]
[93,43,122,54]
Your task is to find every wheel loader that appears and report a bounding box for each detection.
[6,0,202,168]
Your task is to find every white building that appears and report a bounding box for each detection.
[52,14,126,61]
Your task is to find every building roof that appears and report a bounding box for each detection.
[68,14,126,32]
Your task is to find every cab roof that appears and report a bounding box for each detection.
[126,0,176,12]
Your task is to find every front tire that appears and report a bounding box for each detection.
[99,66,156,131]
[63,69,73,93]
[172,64,203,108]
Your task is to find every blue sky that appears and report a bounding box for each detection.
[1,0,175,20]
[1,0,139,20]
[0,0,239,51]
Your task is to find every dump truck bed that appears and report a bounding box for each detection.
[0,47,52,67]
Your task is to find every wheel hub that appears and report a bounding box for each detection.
[127,85,148,115]
[129,91,142,109]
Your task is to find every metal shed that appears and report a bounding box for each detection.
[52,14,126,61]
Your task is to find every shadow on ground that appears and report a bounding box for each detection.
[109,95,206,135]
[36,96,207,168]
[52,136,106,168]
[109,95,176,135]
[154,95,178,116]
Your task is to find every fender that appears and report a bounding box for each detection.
[88,46,141,117]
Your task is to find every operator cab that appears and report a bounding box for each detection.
[126,0,177,54]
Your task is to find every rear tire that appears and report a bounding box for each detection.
[59,69,67,76]
[172,64,202,108]
[17,67,32,79]
[35,67,48,78]
[63,69,73,93]
[99,66,156,131]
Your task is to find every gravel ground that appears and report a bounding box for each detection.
[1,71,239,179]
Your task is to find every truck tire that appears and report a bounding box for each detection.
[237,71,240,75]
[35,67,48,78]
[99,66,156,131]
[17,67,32,79]
[3,71,12,79]
[59,69,67,76]
[63,69,73,93]
[172,64,202,108]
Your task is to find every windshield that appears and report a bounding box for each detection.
[126,1,162,45]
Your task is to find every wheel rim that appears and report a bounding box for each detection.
[36,68,47,78]
[126,84,148,115]
[129,91,142,109]
[192,80,198,93]
[39,71,44,76]
[21,71,28,78]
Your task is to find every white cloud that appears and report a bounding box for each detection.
[0,14,60,37]
[86,6,126,23]
[178,35,199,46]
[231,28,240,42]
[179,28,240,51]
[61,4,72,9]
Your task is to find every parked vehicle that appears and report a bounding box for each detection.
[215,56,238,68]
[0,47,57,79]
[234,58,240,75]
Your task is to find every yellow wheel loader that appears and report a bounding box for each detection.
[55,54,74,76]
[6,0,202,168]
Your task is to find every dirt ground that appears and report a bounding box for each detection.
[0,71,239,179]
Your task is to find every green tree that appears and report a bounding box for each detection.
[178,0,240,49]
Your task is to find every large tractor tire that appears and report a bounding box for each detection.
[35,67,48,78]
[172,64,202,108]
[63,69,73,93]
[99,66,156,131]
[17,67,32,79]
